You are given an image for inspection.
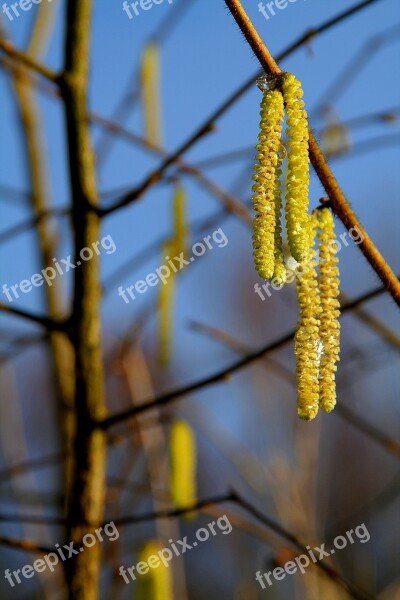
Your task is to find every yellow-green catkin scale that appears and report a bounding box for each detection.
[272,144,287,286]
[170,419,197,520]
[134,540,173,600]
[317,208,341,412]
[295,215,321,421]
[282,73,310,263]
[140,42,162,146]
[158,240,175,366]
[252,89,284,280]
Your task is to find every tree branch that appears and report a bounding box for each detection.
[101,0,381,217]
[113,490,372,600]
[0,37,59,83]
[0,302,67,331]
[224,0,400,306]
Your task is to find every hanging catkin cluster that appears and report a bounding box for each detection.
[252,73,341,420]
[294,209,341,420]
[252,72,310,283]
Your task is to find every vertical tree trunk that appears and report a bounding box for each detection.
[61,2,107,599]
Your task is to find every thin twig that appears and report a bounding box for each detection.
[0,37,59,82]
[0,302,66,331]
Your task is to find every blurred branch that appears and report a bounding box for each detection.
[112,490,372,600]
[0,535,53,554]
[0,37,59,82]
[99,282,396,430]
[0,207,69,245]
[189,320,400,457]
[0,452,63,484]
[91,113,251,225]
[224,0,400,305]
[0,302,67,331]
[312,24,400,118]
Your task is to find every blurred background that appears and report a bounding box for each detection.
[0,0,399,598]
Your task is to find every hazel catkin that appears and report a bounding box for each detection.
[317,208,341,412]
[294,215,321,421]
[282,73,310,263]
[252,88,284,280]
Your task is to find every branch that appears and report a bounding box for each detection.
[99,282,392,430]
[189,320,400,457]
[113,490,372,600]
[0,37,59,83]
[0,535,53,554]
[101,0,381,217]
[224,0,400,306]
[0,302,67,331]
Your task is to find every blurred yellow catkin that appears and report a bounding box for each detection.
[173,182,188,257]
[158,183,189,366]
[158,239,176,367]
[134,540,173,600]
[140,42,162,145]
[317,208,341,412]
[170,419,197,520]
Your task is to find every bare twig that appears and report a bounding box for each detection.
[0,37,59,82]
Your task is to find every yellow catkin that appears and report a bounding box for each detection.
[282,73,310,263]
[140,42,162,145]
[158,240,175,366]
[135,540,173,600]
[272,143,287,286]
[294,215,321,421]
[170,419,197,520]
[252,89,284,280]
[173,181,188,257]
[317,208,341,412]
